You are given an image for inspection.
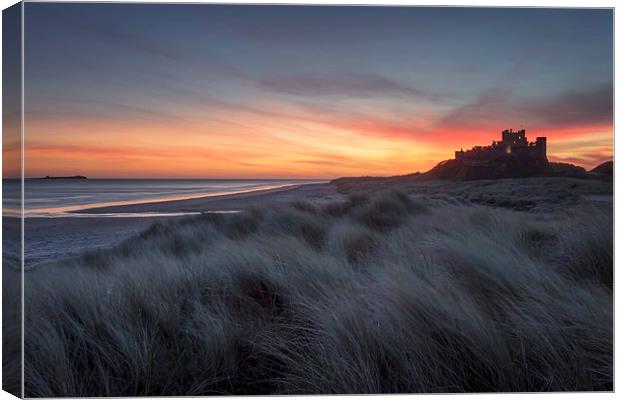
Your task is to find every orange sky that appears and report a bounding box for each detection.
[15,108,613,179]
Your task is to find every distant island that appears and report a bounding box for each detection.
[35,175,88,180]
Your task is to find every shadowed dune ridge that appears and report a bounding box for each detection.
[333,160,613,186]
[5,187,612,396]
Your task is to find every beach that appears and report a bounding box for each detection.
[76,182,342,214]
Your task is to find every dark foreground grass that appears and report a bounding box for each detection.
[5,189,612,396]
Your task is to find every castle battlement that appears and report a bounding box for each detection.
[455,129,547,166]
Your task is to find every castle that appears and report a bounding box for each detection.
[455,129,547,166]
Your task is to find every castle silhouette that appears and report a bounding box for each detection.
[455,129,547,166]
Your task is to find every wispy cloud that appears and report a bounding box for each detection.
[261,72,442,101]
[524,84,612,127]
[67,19,187,64]
[62,16,247,79]
[437,83,613,131]
[550,152,612,169]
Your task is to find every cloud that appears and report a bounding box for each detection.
[524,84,612,127]
[436,83,613,131]
[550,134,612,152]
[24,142,241,164]
[67,19,187,64]
[60,16,246,79]
[550,151,612,169]
[292,159,351,167]
[435,87,512,129]
[241,11,407,46]
[260,73,442,101]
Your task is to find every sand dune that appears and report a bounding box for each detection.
[4,177,612,395]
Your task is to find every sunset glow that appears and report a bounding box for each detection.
[20,5,613,179]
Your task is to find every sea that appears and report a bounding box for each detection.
[3,178,322,218]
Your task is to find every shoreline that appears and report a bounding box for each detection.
[18,182,319,217]
[73,182,342,215]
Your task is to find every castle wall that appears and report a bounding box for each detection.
[455,130,547,164]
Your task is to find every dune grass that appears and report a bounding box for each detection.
[4,188,612,396]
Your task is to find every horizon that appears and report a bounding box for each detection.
[5,4,613,179]
[18,176,330,180]
[18,154,614,180]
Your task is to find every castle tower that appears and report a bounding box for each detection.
[502,129,528,147]
[535,137,547,161]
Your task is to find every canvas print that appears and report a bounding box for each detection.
[2,3,614,397]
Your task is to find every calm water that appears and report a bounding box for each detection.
[3,179,322,217]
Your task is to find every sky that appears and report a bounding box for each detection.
[16,4,614,178]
